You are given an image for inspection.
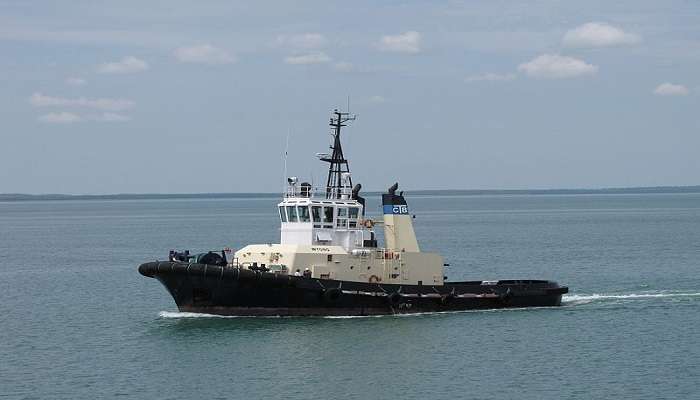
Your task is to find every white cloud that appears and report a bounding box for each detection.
[333,62,354,72]
[174,44,235,64]
[38,112,82,124]
[465,73,516,82]
[276,33,327,49]
[29,93,134,111]
[97,56,149,74]
[377,31,421,53]
[369,95,386,103]
[284,52,331,65]
[653,83,689,96]
[563,22,641,48]
[518,54,598,79]
[65,77,86,86]
[36,111,131,124]
[93,112,131,122]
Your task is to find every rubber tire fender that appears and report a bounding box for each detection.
[323,288,342,303]
[387,292,401,305]
[440,292,455,305]
[499,288,513,303]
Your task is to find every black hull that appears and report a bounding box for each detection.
[138,261,568,316]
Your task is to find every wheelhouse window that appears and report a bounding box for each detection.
[348,207,359,228]
[312,206,322,228]
[279,206,287,222]
[298,206,311,222]
[336,207,348,228]
[323,206,334,228]
[286,205,298,222]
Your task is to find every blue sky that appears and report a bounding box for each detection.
[1,0,698,194]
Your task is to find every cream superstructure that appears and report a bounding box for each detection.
[233,110,444,285]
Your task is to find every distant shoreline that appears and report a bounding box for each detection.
[1,185,699,202]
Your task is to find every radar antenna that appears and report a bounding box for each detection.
[319,109,356,199]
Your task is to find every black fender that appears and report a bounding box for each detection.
[387,292,402,305]
[323,288,342,303]
[499,288,513,303]
[440,292,456,305]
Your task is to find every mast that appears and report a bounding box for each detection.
[320,109,356,199]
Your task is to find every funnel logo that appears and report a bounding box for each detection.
[383,204,409,215]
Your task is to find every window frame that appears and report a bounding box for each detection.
[298,205,311,222]
[286,205,298,222]
[348,207,359,228]
[279,206,288,222]
[322,206,334,228]
[311,205,322,228]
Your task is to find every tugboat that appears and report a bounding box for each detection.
[138,109,568,316]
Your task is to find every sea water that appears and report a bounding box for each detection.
[1,193,698,399]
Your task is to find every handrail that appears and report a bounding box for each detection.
[284,184,354,199]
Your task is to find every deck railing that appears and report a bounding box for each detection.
[284,184,353,199]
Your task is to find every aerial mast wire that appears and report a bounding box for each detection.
[282,127,290,193]
[320,109,356,199]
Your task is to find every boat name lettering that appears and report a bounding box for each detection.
[311,247,331,252]
[383,205,409,215]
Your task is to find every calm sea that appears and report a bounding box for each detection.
[1,193,699,399]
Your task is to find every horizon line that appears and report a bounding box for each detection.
[2,184,700,202]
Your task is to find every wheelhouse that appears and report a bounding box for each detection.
[278,201,363,229]
[276,110,377,251]
[277,193,373,250]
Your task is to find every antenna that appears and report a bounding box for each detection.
[319,109,356,199]
[282,128,290,193]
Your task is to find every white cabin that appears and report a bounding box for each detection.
[278,177,376,252]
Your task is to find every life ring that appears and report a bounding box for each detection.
[368,275,381,283]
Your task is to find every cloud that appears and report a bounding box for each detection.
[29,93,134,111]
[377,31,421,53]
[93,112,131,122]
[465,73,516,82]
[276,33,327,49]
[653,83,689,96]
[331,62,394,74]
[38,112,82,124]
[97,56,149,74]
[284,52,331,65]
[65,77,86,86]
[518,54,598,79]
[333,62,354,72]
[174,44,235,64]
[369,95,386,103]
[36,111,131,124]
[563,22,641,48]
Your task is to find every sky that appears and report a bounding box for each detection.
[0,0,698,194]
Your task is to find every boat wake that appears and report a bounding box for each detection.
[158,311,285,319]
[159,311,244,319]
[563,291,700,306]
